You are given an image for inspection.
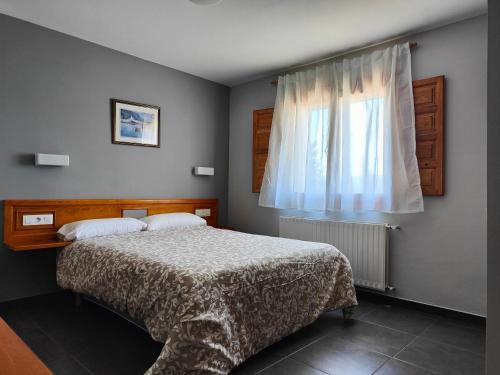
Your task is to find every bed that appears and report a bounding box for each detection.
[4,199,357,375]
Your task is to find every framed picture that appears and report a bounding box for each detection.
[111,99,160,147]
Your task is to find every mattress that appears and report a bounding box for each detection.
[56,226,357,374]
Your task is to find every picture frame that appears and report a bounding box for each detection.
[111,99,160,148]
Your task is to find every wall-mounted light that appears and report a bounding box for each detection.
[193,166,214,176]
[189,0,223,5]
[35,153,69,167]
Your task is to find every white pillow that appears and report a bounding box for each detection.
[57,218,147,241]
[141,212,206,231]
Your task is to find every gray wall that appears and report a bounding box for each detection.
[228,16,487,316]
[0,14,229,302]
[487,1,500,373]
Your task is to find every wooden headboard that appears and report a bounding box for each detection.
[3,199,218,251]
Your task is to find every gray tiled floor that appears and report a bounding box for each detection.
[231,299,485,375]
[0,293,485,375]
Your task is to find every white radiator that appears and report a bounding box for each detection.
[279,216,392,291]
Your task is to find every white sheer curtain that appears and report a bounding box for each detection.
[259,43,423,213]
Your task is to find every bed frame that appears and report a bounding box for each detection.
[3,198,218,251]
[3,198,356,325]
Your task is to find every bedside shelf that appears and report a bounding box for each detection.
[5,238,71,251]
[3,198,219,251]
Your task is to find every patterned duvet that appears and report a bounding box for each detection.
[56,226,357,374]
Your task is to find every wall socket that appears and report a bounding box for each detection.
[23,214,54,226]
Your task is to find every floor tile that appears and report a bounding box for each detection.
[291,336,388,375]
[268,325,326,356]
[258,358,327,375]
[44,354,93,375]
[230,347,285,374]
[1,292,486,375]
[396,337,485,375]
[0,314,46,340]
[352,299,382,319]
[77,348,141,375]
[71,332,162,374]
[437,315,485,332]
[32,303,113,335]
[23,333,68,363]
[309,310,347,332]
[374,359,434,375]
[47,326,103,355]
[326,319,415,356]
[420,318,485,354]
[358,305,438,335]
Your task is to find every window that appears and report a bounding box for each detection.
[296,98,385,195]
[258,43,428,213]
[348,99,384,179]
[253,76,444,201]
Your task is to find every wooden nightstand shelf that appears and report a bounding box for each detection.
[4,199,219,251]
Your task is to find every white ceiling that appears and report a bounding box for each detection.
[0,0,487,86]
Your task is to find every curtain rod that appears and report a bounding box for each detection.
[270,41,418,85]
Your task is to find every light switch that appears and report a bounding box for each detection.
[195,208,211,217]
[23,214,54,226]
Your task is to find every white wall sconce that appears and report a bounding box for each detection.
[193,166,214,176]
[35,153,69,167]
[189,0,223,6]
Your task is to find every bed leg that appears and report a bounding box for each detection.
[74,293,82,307]
[342,306,355,321]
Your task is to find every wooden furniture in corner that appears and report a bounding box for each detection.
[3,199,218,251]
[252,108,274,193]
[0,318,53,375]
[251,75,445,196]
[413,75,445,196]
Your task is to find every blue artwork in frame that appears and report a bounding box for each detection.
[112,99,160,147]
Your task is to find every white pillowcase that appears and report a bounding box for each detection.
[57,218,147,241]
[141,212,206,231]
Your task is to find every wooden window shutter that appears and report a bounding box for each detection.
[252,108,273,193]
[413,75,445,196]
[252,75,444,196]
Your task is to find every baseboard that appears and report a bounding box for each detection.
[356,287,486,327]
